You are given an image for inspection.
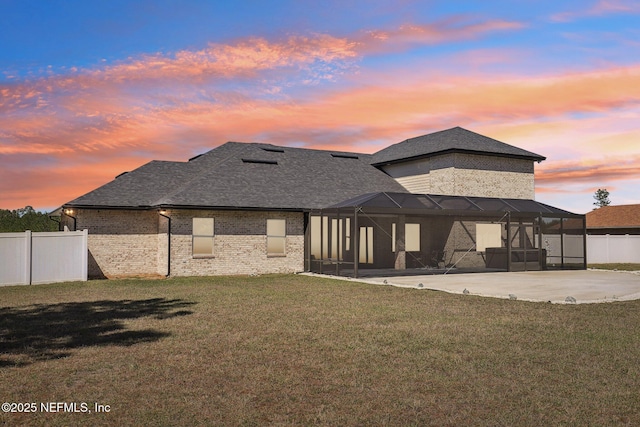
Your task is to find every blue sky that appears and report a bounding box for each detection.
[1,0,639,213]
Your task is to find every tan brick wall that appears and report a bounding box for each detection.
[74,209,160,278]
[382,153,536,199]
[430,168,535,199]
[167,210,304,276]
[74,208,305,278]
[444,220,491,269]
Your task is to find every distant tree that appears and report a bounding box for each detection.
[593,188,611,209]
[0,207,58,232]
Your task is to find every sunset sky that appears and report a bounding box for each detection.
[1,0,639,214]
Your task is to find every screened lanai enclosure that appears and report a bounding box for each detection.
[307,192,586,277]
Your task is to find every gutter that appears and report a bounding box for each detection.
[371,149,546,167]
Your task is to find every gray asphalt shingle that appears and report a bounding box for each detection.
[67,142,408,210]
[370,126,545,165]
[66,127,546,211]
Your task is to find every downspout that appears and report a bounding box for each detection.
[48,214,62,231]
[159,211,171,277]
[304,212,311,273]
[64,208,77,231]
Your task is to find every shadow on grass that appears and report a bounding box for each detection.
[0,298,195,368]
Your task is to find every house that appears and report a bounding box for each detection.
[61,127,586,278]
[586,204,640,235]
[585,205,640,264]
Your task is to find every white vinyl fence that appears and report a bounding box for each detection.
[587,234,640,264]
[0,230,88,286]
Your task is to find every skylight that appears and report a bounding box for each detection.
[241,159,278,165]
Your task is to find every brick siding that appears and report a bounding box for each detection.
[72,208,304,278]
[382,153,535,199]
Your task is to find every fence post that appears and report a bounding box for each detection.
[25,230,32,285]
[81,229,88,281]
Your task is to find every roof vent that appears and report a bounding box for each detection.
[331,153,359,159]
[115,171,129,179]
[188,153,204,162]
[261,147,285,153]
[242,159,278,165]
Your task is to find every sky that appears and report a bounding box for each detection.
[1,0,639,214]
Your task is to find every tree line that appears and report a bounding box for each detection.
[0,206,59,232]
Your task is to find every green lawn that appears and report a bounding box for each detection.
[1,274,639,426]
[588,263,640,271]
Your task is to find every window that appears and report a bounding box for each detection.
[193,218,214,256]
[405,223,420,252]
[391,223,420,252]
[476,223,501,252]
[267,219,286,256]
[359,226,374,263]
[310,216,321,259]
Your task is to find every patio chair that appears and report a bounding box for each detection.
[431,250,446,269]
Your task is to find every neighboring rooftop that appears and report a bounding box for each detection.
[586,204,640,229]
[371,126,546,166]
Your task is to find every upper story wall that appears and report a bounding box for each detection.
[379,153,536,199]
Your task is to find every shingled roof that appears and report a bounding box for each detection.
[66,142,408,210]
[370,126,546,166]
[586,204,640,229]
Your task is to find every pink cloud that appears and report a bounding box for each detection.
[536,156,640,184]
[591,0,640,14]
[551,0,640,22]
[357,18,524,54]
[1,21,639,210]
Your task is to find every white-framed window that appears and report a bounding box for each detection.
[193,218,214,257]
[267,219,286,256]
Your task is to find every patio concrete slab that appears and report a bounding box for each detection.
[310,270,640,304]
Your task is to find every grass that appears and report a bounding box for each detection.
[589,263,640,271]
[1,274,639,426]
